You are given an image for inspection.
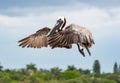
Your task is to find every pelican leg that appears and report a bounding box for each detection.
[85,45,91,56]
[77,44,85,57]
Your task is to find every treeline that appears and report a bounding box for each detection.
[0,60,120,83]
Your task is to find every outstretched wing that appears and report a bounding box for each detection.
[49,24,95,49]
[18,27,51,48]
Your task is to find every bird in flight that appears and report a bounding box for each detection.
[18,16,95,57]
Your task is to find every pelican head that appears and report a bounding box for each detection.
[49,16,66,36]
[57,16,66,29]
[57,16,65,22]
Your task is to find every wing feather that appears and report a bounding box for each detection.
[49,30,74,48]
[18,27,51,48]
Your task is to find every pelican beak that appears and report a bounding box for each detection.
[49,19,63,36]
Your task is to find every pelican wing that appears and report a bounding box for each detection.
[18,27,51,48]
[49,29,74,48]
[49,24,95,49]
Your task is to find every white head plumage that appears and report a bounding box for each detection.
[57,16,65,22]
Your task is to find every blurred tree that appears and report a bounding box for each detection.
[78,68,90,74]
[83,69,91,74]
[39,68,49,73]
[113,62,118,73]
[93,60,101,74]
[78,68,83,73]
[26,62,37,75]
[67,65,76,71]
[18,68,27,75]
[48,67,62,80]
[0,63,3,71]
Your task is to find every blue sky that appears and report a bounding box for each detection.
[0,0,120,73]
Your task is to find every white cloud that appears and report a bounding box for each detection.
[0,5,120,38]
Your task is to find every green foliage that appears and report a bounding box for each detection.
[102,79,116,83]
[48,67,62,80]
[61,70,80,80]
[104,73,120,83]
[91,78,117,83]
[0,61,119,83]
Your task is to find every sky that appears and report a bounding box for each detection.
[0,0,120,73]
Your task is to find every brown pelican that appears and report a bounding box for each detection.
[18,16,95,56]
